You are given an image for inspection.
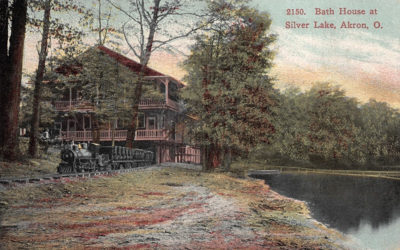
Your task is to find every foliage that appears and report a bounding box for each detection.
[358,100,400,165]
[27,0,90,53]
[76,48,161,124]
[252,83,400,169]
[20,80,58,130]
[182,1,277,169]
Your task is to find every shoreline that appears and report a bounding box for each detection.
[237,162,400,181]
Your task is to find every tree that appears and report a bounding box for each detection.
[76,47,138,145]
[304,83,360,168]
[107,0,212,148]
[182,2,277,170]
[358,100,400,166]
[0,0,28,160]
[27,0,93,157]
[28,0,52,157]
[93,0,122,47]
[267,87,311,164]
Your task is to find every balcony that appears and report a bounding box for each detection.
[60,129,182,142]
[54,98,180,112]
[135,129,167,140]
[139,98,180,111]
[53,101,94,112]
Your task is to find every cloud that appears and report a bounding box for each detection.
[271,26,400,107]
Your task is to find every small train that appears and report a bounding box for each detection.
[57,143,154,174]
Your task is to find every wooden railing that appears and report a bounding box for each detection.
[135,129,168,140]
[53,101,94,111]
[175,146,201,164]
[54,98,180,112]
[61,130,127,142]
[60,129,180,142]
[166,98,180,111]
[139,99,165,107]
[139,98,180,111]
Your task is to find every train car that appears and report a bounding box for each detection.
[57,143,154,174]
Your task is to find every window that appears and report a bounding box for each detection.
[168,82,179,102]
[84,116,91,129]
[160,83,165,94]
[161,115,165,128]
[68,120,76,131]
[148,117,156,130]
[137,113,145,129]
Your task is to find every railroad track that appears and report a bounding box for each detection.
[0,165,159,187]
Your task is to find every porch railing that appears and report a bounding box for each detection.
[139,98,180,111]
[53,101,94,111]
[60,129,177,142]
[61,130,127,141]
[135,129,167,140]
[54,98,180,112]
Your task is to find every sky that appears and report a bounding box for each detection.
[23,0,400,107]
[249,0,400,107]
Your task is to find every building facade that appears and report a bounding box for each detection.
[52,46,200,164]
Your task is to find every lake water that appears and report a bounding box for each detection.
[256,173,400,250]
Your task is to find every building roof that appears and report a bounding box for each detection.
[97,46,183,87]
[54,45,183,87]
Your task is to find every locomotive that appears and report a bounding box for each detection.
[57,143,154,174]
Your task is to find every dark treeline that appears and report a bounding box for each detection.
[251,82,400,169]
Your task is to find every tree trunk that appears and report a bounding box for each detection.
[90,113,100,143]
[201,144,221,171]
[223,147,232,171]
[211,144,221,168]
[98,0,102,45]
[0,0,9,148]
[111,119,116,146]
[125,81,142,148]
[29,0,52,157]
[1,0,27,160]
[201,145,207,170]
[125,0,160,148]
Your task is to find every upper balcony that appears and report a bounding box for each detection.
[53,98,181,112]
[138,98,180,112]
[53,100,94,112]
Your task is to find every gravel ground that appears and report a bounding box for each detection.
[0,165,357,249]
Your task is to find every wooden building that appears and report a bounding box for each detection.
[52,46,200,164]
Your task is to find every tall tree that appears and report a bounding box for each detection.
[358,100,400,166]
[0,0,28,161]
[304,83,360,167]
[182,2,277,170]
[107,0,212,148]
[27,0,91,157]
[28,0,52,157]
[268,87,311,163]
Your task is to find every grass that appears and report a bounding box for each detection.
[0,138,60,178]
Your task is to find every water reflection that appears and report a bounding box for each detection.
[258,173,400,249]
[348,217,400,250]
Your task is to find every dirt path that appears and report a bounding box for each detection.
[0,166,355,249]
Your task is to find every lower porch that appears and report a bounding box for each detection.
[60,129,182,143]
